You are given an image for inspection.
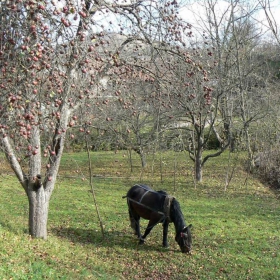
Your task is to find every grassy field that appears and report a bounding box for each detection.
[0,150,279,279]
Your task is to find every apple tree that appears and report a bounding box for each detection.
[0,0,202,237]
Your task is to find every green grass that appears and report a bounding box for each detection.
[0,150,279,279]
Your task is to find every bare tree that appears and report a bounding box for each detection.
[162,45,227,182]
[179,0,272,179]
[258,0,280,45]
[105,83,160,168]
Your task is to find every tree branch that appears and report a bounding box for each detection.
[1,132,27,189]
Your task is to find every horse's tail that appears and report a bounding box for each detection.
[128,207,137,232]
[124,195,137,233]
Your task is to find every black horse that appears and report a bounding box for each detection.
[124,184,192,253]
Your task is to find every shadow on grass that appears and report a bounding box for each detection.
[50,226,177,253]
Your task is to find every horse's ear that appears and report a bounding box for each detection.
[182,224,192,233]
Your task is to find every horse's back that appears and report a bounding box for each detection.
[126,184,166,219]
[127,184,153,199]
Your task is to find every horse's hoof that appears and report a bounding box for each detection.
[163,244,169,248]
[139,238,145,245]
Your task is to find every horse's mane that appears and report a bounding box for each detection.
[171,199,186,233]
[157,190,167,196]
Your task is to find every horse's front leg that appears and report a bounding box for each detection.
[162,220,169,247]
[139,220,155,244]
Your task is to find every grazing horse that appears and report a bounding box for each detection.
[124,184,192,253]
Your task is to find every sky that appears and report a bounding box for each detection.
[51,0,280,42]
[178,0,280,41]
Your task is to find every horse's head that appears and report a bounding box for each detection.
[175,224,192,253]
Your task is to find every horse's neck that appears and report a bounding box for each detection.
[171,200,186,234]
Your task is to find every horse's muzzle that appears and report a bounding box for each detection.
[181,246,192,254]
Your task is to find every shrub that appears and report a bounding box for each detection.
[255,149,280,189]
[205,131,220,150]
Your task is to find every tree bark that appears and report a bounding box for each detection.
[133,146,147,168]
[139,148,147,168]
[195,150,203,182]
[27,187,50,239]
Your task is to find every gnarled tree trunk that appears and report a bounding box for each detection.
[25,174,54,239]
[27,187,50,239]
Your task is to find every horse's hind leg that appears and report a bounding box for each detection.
[129,208,141,238]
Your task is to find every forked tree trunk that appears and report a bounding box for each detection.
[1,117,67,239]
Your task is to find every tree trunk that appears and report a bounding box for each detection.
[195,153,203,182]
[27,187,50,239]
[134,147,147,168]
[195,140,203,182]
[140,148,147,168]
[244,126,254,171]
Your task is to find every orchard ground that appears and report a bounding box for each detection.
[0,150,279,279]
